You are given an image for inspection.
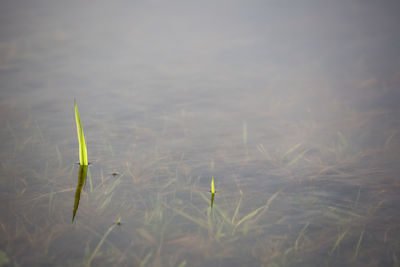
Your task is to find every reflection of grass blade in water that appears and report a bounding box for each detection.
[210,193,215,208]
[211,176,215,194]
[74,99,88,166]
[72,165,88,221]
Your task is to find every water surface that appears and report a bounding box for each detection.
[1,1,400,266]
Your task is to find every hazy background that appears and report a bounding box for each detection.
[2,0,400,111]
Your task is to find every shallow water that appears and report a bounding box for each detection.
[1,1,400,266]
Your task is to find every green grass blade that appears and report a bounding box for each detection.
[353,230,364,260]
[211,176,215,194]
[231,196,242,225]
[254,189,282,223]
[162,202,208,229]
[74,99,88,166]
[282,142,302,159]
[294,222,310,251]
[288,148,309,166]
[86,217,121,267]
[139,251,153,267]
[329,229,348,255]
[234,205,266,230]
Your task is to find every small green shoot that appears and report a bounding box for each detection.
[211,176,215,194]
[74,99,88,166]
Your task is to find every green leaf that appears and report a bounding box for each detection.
[74,99,88,165]
[234,205,266,230]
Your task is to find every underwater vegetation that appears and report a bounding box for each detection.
[1,95,400,267]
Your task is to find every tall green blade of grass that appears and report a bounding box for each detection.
[74,99,88,166]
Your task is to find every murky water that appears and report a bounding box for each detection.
[1,1,400,266]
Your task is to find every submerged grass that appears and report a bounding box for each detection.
[2,91,400,267]
[86,217,121,267]
[353,230,364,260]
[329,229,349,256]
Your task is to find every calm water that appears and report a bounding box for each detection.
[1,1,400,266]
